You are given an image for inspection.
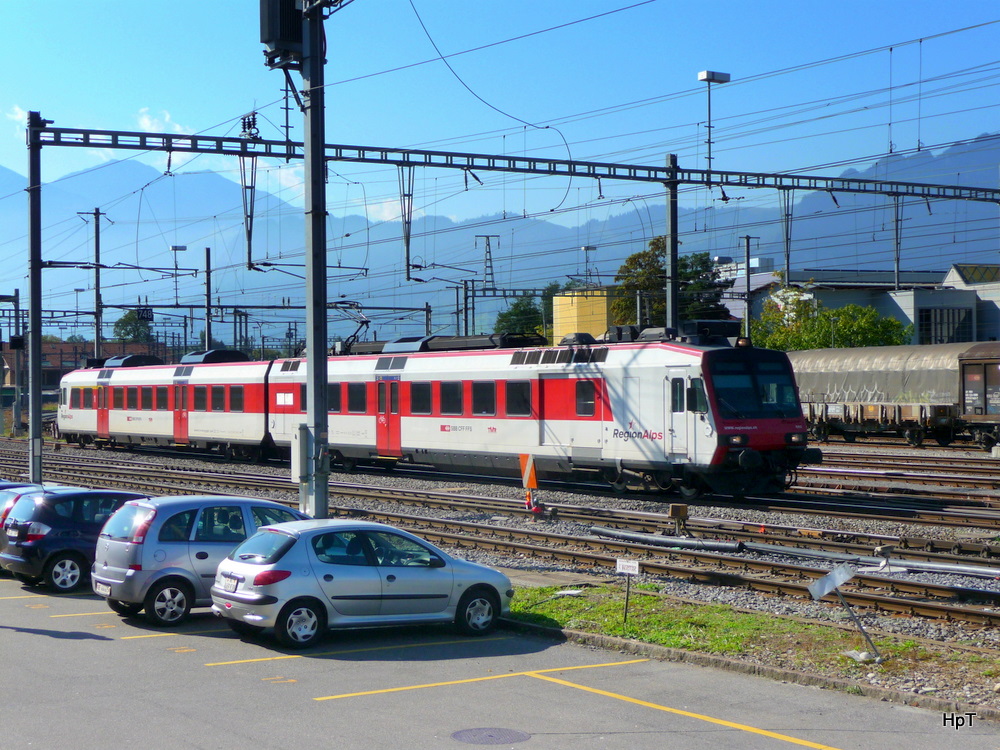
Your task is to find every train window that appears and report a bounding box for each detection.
[70,388,81,409]
[410,382,431,414]
[505,381,531,416]
[156,386,168,410]
[687,378,708,413]
[576,380,596,417]
[230,386,244,413]
[472,382,496,416]
[671,378,685,413]
[347,382,367,413]
[83,388,93,410]
[211,386,225,411]
[141,386,153,411]
[126,387,138,410]
[376,357,393,371]
[193,386,207,411]
[112,388,123,409]
[328,383,342,413]
[299,384,307,409]
[440,382,463,415]
[377,382,386,412]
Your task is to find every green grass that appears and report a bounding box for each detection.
[508,583,1000,695]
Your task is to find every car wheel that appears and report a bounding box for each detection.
[44,553,86,592]
[275,600,326,649]
[107,598,143,617]
[226,619,265,637]
[455,587,500,636]
[144,580,193,626]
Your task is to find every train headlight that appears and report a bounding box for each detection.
[786,432,808,445]
[722,434,749,446]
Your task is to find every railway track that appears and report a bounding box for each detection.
[5,445,1000,627]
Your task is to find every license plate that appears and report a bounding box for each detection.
[222,576,238,593]
[94,582,111,597]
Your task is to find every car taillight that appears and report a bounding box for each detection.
[253,570,292,586]
[25,522,51,543]
[130,509,156,544]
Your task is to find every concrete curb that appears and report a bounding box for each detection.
[500,617,1000,723]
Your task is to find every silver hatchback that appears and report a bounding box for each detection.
[92,495,308,625]
[211,519,514,648]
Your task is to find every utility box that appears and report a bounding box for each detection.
[260,0,302,61]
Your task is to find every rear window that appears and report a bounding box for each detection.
[7,494,44,523]
[228,529,296,564]
[100,504,153,541]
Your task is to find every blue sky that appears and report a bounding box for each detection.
[3,1,1000,341]
[5,1,1000,216]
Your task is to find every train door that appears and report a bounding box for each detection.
[173,384,189,444]
[376,379,401,456]
[666,371,687,459]
[96,386,110,439]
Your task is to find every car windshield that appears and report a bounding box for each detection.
[708,357,801,420]
[230,529,296,564]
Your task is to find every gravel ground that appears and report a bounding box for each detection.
[32,440,1000,712]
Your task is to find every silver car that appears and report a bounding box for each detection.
[211,519,514,648]
[92,495,309,625]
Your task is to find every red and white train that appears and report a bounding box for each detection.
[56,330,821,498]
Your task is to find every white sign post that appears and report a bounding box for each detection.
[617,558,640,629]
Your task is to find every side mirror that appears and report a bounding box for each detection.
[428,555,446,568]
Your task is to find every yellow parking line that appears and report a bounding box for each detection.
[313,659,648,701]
[120,629,221,639]
[50,611,116,617]
[0,594,45,600]
[205,636,513,667]
[529,673,843,750]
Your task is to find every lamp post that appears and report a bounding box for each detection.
[697,70,731,178]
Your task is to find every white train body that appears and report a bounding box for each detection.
[58,337,819,497]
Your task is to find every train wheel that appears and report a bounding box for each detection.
[904,428,924,447]
[341,457,358,473]
[933,429,953,448]
[677,479,702,501]
[841,432,856,443]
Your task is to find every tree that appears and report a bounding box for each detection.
[113,310,155,343]
[609,237,731,326]
[494,295,542,334]
[66,334,88,344]
[750,288,912,350]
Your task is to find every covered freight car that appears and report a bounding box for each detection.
[787,343,971,446]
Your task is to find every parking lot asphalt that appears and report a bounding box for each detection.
[2,571,998,750]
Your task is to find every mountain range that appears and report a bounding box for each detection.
[1,132,998,342]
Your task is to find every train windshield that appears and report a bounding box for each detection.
[707,355,801,419]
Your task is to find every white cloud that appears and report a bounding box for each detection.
[5,105,27,124]
[135,108,193,136]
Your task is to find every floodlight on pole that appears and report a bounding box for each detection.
[697,70,730,179]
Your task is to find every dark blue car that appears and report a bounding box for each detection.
[0,489,148,592]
